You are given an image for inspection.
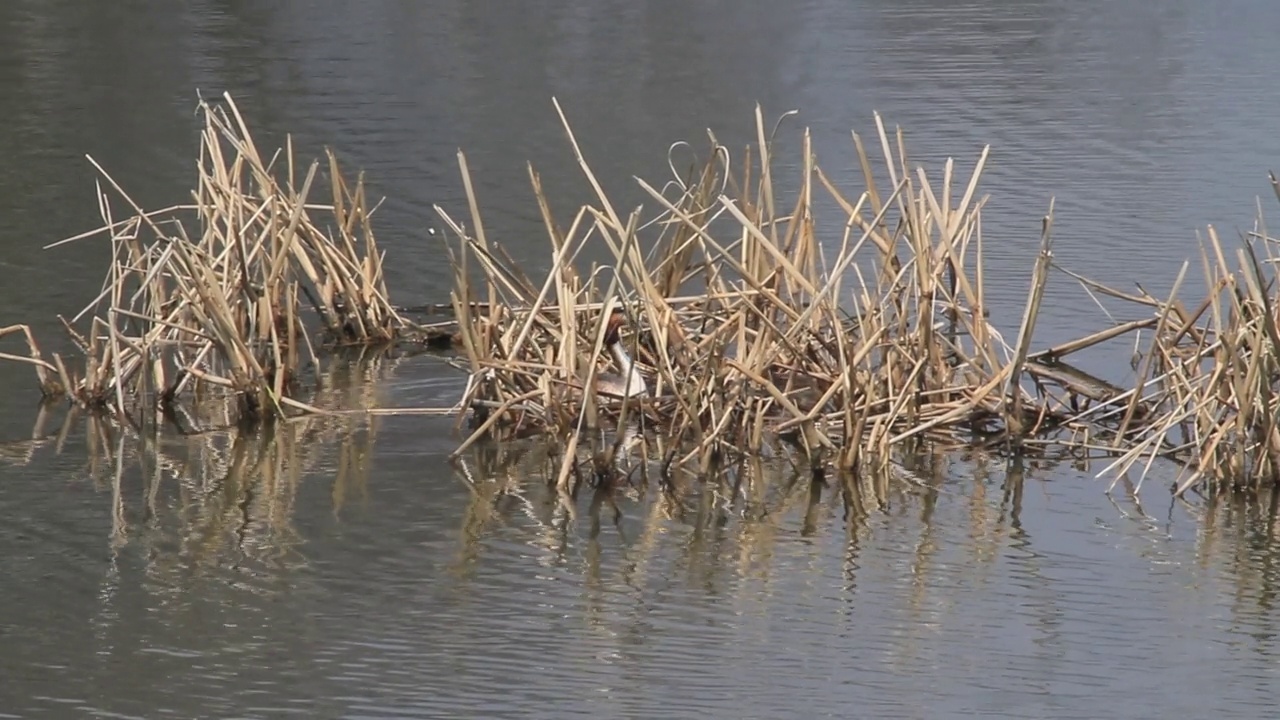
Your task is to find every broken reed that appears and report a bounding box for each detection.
[4,92,1279,500]
[0,92,405,426]
[1085,193,1280,496]
[439,103,1280,497]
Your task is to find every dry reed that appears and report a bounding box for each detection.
[436,102,1280,498]
[1,93,410,426]
[7,93,1280,500]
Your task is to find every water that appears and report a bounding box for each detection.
[3,1,1280,717]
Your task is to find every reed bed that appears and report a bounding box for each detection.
[7,93,1280,499]
[438,104,1280,497]
[1080,194,1280,495]
[0,92,406,426]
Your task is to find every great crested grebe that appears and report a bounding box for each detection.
[594,308,648,399]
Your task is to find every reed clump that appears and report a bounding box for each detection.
[9,93,1280,500]
[1083,189,1280,495]
[0,93,408,425]
[438,103,1280,497]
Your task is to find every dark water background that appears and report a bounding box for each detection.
[3,1,1280,718]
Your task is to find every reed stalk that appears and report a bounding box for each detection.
[9,95,1280,500]
[1,93,411,425]
[435,104,1280,499]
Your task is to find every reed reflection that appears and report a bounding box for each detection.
[0,352,425,598]
[446,439,1060,618]
[9,349,1280,664]
[1197,487,1280,654]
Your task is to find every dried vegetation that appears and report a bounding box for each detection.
[1,93,413,428]
[437,102,1280,498]
[5,94,1280,499]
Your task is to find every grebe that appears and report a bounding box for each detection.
[594,309,648,399]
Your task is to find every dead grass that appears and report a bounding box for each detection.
[6,94,1280,500]
[436,102,1280,498]
[1,93,409,426]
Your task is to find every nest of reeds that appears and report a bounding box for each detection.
[1,93,408,426]
[437,103,1280,498]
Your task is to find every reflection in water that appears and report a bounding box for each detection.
[438,439,1280,717]
[445,437,1026,615]
[1199,489,1280,646]
[5,362,1280,715]
[5,358,388,583]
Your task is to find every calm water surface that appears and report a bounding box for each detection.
[3,1,1280,717]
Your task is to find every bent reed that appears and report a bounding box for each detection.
[3,94,1279,498]
[1,93,409,427]
[438,102,1280,498]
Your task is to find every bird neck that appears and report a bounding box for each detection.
[608,339,647,396]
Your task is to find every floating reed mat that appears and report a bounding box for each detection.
[0,92,418,424]
[437,102,1280,498]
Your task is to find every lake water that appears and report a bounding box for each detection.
[3,1,1280,718]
